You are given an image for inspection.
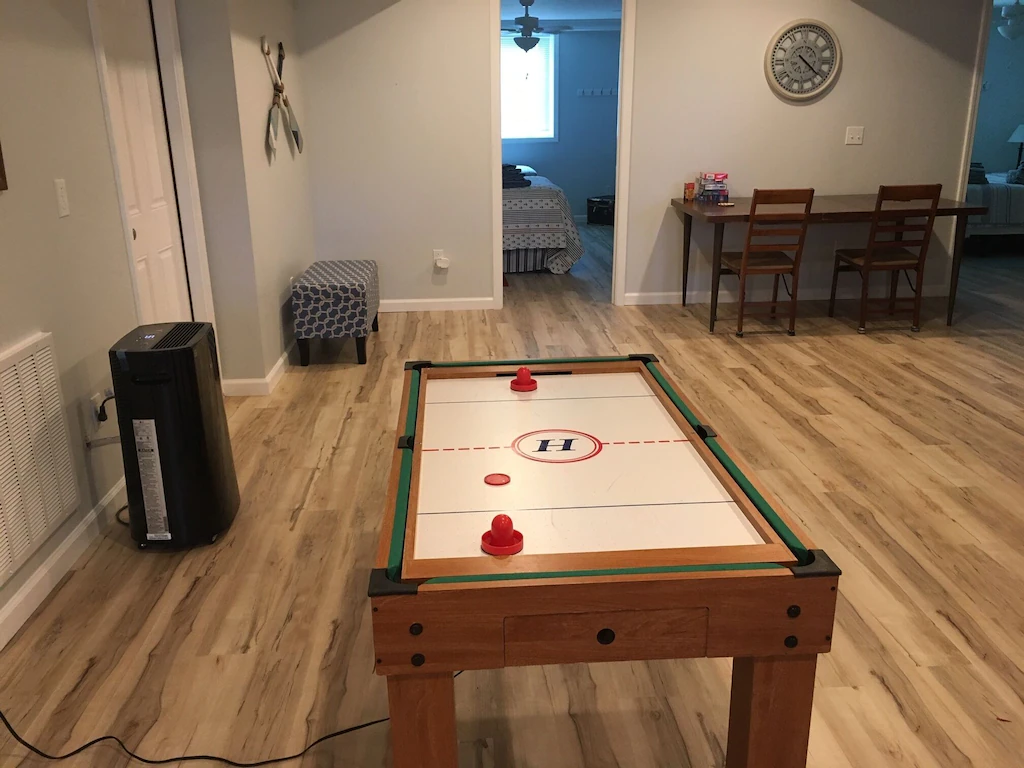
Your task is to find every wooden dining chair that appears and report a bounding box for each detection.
[712,188,814,337]
[828,184,942,333]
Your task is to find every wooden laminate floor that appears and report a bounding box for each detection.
[3,256,1024,767]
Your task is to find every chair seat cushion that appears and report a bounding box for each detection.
[292,260,380,339]
[835,248,918,268]
[721,251,795,272]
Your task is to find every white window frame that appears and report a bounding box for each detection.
[500,33,559,143]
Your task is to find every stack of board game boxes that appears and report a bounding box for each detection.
[684,172,730,204]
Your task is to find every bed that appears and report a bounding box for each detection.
[502,176,585,274]
[966,172,1024,236]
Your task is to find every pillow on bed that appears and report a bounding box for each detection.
[1008,162,1024,185]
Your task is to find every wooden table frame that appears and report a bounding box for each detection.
[369,356,840,768]
[672,195,987,330]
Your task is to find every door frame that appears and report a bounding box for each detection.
[87,0,217,329]
[491,0,637,306]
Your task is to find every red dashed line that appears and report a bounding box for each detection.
[426,439,689,451]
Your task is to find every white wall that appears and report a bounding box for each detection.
[0,0,134,645]
[177,0,316,383]
[228,0,316,370]
[971,18,1024,173]
[296,0,499,309]
[625,0,986,304]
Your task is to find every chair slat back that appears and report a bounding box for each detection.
[863,184,942,267]
[741,188,815,270]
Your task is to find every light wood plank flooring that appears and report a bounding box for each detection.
[3,256,1024,767]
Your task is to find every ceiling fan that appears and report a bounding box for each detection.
[501,0,572,51]
[999,0,1024,40]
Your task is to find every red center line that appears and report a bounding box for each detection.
[422,439,687,452]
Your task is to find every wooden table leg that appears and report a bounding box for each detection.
[681,212,693,306]
[947,215,968,326]
[709,223,724,333]
[387,673,458,768]
[726,655,818,768]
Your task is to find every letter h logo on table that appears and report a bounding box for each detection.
[534,438,576,453]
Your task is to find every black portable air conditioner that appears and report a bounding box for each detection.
[109,322,239,549]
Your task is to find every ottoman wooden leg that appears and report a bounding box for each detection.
[356,336,367,365]
[298,338,311,367]
[372,314,379,332]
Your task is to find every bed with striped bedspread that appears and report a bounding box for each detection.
[502,176,584,274]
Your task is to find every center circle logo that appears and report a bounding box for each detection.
[511,429,603,464]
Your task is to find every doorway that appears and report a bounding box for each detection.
[497,0,632,305]
[92,0,192,324]
[960,2,1024,321]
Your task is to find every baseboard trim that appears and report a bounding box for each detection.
[0,477,126,652]
[266,340,294,393]
[626,285,947,306]
[379,297,501,312]
[222,341,294,397]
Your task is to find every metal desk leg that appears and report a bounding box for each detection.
[709,223,725,333]
[947,216,968,326]
[682,213,693,307]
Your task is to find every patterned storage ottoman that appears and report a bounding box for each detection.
[292,260,380,366]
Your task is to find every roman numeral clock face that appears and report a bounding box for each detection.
[765,20,842,102]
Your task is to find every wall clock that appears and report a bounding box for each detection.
[764,20,842,102]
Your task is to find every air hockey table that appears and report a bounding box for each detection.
[369,355,840,768]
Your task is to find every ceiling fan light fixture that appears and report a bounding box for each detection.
[515,35,540,51]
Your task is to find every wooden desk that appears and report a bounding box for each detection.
[671,195,987,330]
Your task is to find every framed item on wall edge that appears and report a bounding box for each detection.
[0,139,7,191]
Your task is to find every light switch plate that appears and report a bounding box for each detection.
[54,179,70,217]
[845,126,864,146]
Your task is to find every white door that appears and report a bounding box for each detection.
[96,0,191,324]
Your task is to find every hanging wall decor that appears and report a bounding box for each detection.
[262,36,303,160]
[0,138,7,191]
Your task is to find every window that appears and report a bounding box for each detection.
[501,35,556,140]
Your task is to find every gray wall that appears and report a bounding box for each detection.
[177,0,263,380]
[296,0,498,306]
[624,0,987,304]
[0,0,134,616]
[971,18,1024,173]
[177,0,316,381]
[228,0,316,372]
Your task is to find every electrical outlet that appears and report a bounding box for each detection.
[845,126,864,146]
[89,388,115,430]
[54,178,70,217]
[433,249,450,269]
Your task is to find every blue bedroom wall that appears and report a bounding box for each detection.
[971,20,1024,173]
[503,30,621,217]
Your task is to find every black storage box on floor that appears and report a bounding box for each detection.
[587,195,615,225]
[110,322,239,549]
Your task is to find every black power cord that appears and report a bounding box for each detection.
[96,395,116,423]
[115,503,129,526]
[0,671,464,765]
